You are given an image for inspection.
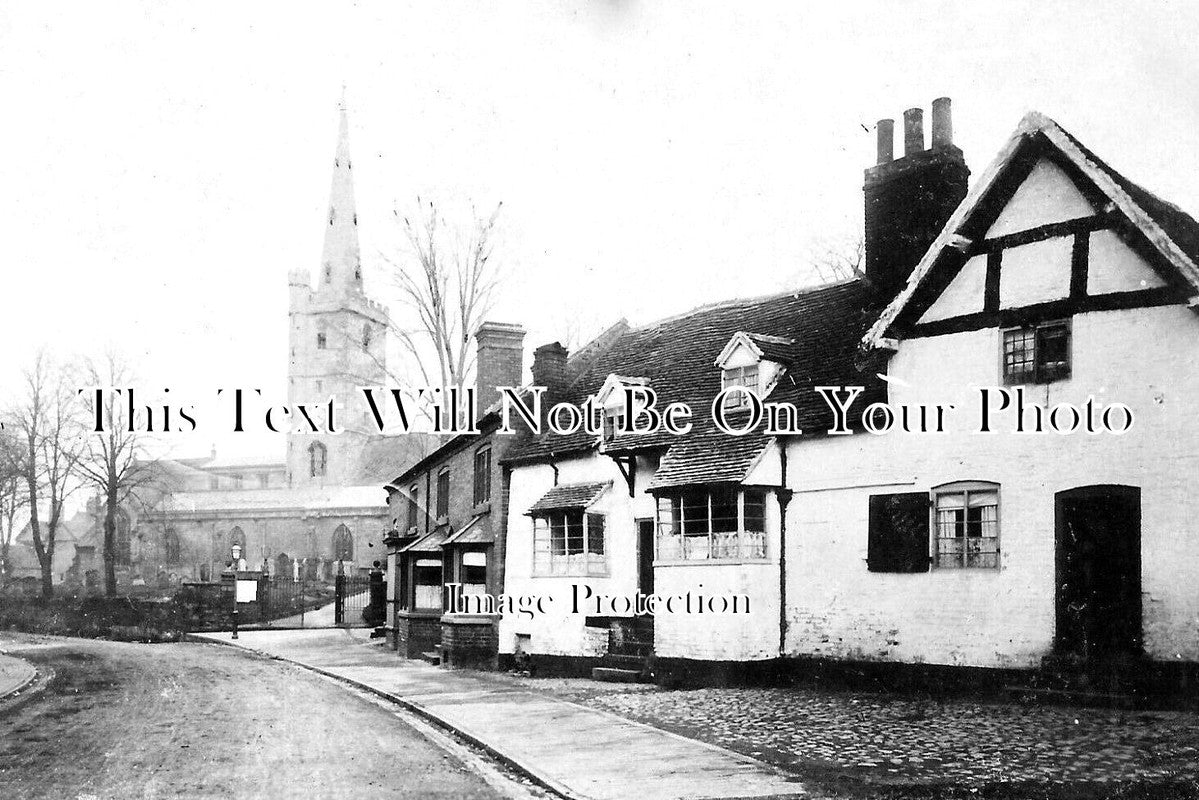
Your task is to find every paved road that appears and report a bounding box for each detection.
[0,635,519,799]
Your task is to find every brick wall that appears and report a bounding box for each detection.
[440,617,499,668]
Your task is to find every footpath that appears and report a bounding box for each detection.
[190,628,807,800]
[0,652,37,700]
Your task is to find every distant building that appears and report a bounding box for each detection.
[10,98,425,591]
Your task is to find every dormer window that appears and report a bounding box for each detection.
[602,408,625,444]
[594,374,647,446]
[714,332,792,411]
[721,365,760,410]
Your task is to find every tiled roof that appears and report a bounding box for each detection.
[526,482,612,515]
[1058,124,1199,271]
[401,526,454,553]
[745,333,796,363]
[648,425,773,490]
[504,279,887,487]
[444,515,495,546]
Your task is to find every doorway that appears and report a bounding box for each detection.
[1054,485,1142,666]
[636,519,655,597]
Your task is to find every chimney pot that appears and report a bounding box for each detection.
[876,119,894,165]
[931,97,953,148]
[903,107,924,155]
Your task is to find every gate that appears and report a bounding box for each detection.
[180,566,385,632]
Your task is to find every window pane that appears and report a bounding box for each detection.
[550,515,566,555]
[711,488,738,534]
[1003,329,1036,382]
[586,513,605,555]
[566,511,585,555]
[1037,325,1070,380]
[681,490,709,535]
[743,490,767,532]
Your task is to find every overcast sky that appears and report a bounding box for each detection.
[2,1,1197,459]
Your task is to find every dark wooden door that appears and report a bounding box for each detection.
[637,519,655,597]
[1055,486,1141,665]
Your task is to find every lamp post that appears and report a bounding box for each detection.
[230,543,242,640]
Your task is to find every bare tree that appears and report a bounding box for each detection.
[8,352,82,597]
[75,353,163,597]
[807,233,866,285]
[383,197,505,392]
[0,429,27,584]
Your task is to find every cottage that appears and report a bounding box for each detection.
[496,98,1199,690]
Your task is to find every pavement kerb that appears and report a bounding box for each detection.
[0,653,39,703]
[183,633,588,800]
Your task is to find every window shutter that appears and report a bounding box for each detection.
[867,492,930,573]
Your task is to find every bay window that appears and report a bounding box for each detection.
[655,487,768,561]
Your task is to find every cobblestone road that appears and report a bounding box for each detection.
[565,685,1199,796]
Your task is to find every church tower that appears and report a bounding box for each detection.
[287,94,389,489]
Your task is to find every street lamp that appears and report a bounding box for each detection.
[230,543,242,640]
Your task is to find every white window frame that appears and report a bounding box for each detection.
[720,364,761,410]
[532,510,608,577]
[655,487,769,562]
[931,480,1001,570]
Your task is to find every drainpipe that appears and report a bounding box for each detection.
[777,439,793,658]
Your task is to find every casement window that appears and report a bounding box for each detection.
[933,482,1000,569]
[436,468,450,520]
[532,510,607,576]
[406,485,420,531]
[362,324,372,350]
[721,365,760,410]
[316,332,327,350]
[655,487,768,561]
[473,446,491,506]
[867,493,931,573]
[1002,320,1070,384]
[866,483,1001,572]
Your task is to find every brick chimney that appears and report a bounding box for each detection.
[474,322,526,411]
[531,342,569,398]
[864,97,969,297]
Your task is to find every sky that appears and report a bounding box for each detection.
[2,1,1198,459]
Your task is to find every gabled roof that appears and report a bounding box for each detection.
[503,279,887,483]
[863,111,1199,349]
[526,482,611,515]
[714,331,796,367]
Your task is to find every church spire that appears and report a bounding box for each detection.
[319,89,363,294]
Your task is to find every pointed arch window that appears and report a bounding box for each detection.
[332,524,353,561]
[324,264,332,283]
[229,526,247,557]
[309,442,328,478]
[164,528,181,565]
